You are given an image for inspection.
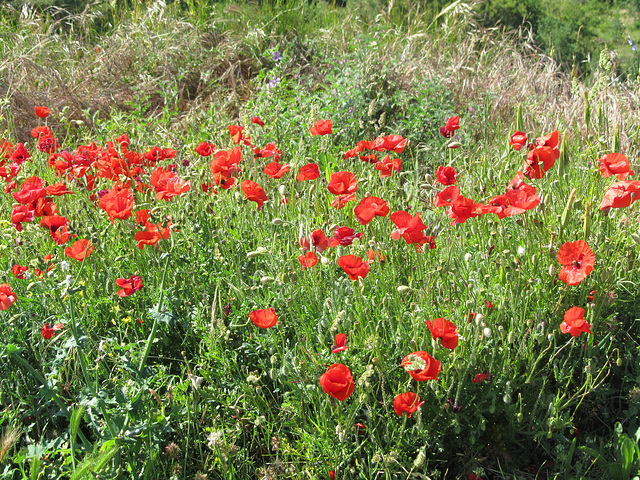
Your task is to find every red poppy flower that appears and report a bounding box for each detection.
[251,116,265,127]
[373,135,408,153]
[599,181,640,210]
[41,322,63,339]
[299,251,318,269]
[12,176,46,205]
[51,225,75,246]
[195,141,216,157]
[353,196,389,225]
[249,308,278,329]
[557,240,595,286]
[210,147,242,185]
[337,255,370,281]
[310,119,333,136]
[134,230,163,249]
[426,318,459,350]
[598,153,634,180]
[509,131,527,151]
[329,227,363,247]
[390,211,428,245]
[446,116,460,131]
[367,249,386,263]
[472,373,488,383]
[253,142,281,160]
[560,306,592,336]
[401,351,441,381]
[447,195,483,225]
[330,193,356,210]
[45,183,73,196]
[12,265,28,280]
[393,392,424,418]
[228,125,252,145]
[439,116,460,138]
[40,215,69,235]
[435,185,461,207]
[150,167,191,201]
[296,163,320,181]
[435,166,457,185]
[310,229,330,252]
[116,275,144,297]
[327,171,358,195]
[359,153,378,163]
[11,204,35,231]
[344,145,363,159]
[331,333,348,353]
[241,180,268,210]
[65,239,94,261]
[99,187,134,223]
[524,131,560,179]
[35,106,50,118]
[264,162,291,179]
[375,155,402,178]
[33,197,58,218]
[319,363,354,401]
[0,283,17,310]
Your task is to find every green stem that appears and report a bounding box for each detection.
[138,255,170,372]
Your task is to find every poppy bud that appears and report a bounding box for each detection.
[517,413,524,423]
[256,247,268,254]
[617,358,623,367]
[631,233,640,244]
[483,327,492,338]
[448,142,461,149]
[279,185,287,195]
[547,333,554,342]
[548,265,556,276]
[320,255,331,266]
[507,331,517,344]
[419,183,433,190]
[272,218,285,225]
[261,276,275,284]
[397,285,410,294]
[503,394,511,404]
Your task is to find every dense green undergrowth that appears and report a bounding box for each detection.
[1,1,640,479]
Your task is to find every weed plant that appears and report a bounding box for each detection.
[1,1,640,479]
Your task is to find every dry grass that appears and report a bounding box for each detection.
[2,0,639,150]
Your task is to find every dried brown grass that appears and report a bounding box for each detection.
[2,0,639,149]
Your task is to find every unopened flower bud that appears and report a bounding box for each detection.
[261,276,275,284]
[483,327,492,338]
[235,190,243,202]
[508,331,517,343]
[279,185,287,195]
[397,285,411,294]
[320,255,331,266]
[272,218,285,225]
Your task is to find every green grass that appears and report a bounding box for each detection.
[1,1,640,479]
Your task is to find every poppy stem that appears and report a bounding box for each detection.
[138,254,170,372]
